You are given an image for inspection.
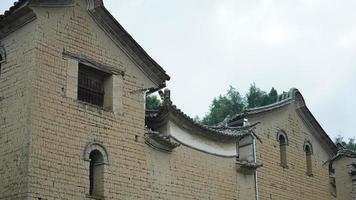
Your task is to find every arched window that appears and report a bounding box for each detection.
[84,142,108,197]
[277,131,288,168]
[304,141,313,176]
[0,46,6,76]
[89,150,104,196]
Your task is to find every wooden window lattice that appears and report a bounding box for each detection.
[78,64,107,107]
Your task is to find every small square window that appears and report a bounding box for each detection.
[77,64,110,107]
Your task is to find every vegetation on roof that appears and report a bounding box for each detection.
[335,136,356,151]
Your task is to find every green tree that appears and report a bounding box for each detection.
[246,83,278,108]
[201,84,279,125]
[268,87,278,104]
[202,86,244,125]
[246,83,267,108]
[146,95,161,110]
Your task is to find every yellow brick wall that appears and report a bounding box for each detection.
[333,157,355,200]
[20,0,256,199]
[248,103,333,200]
[2,1,336,199]
[0,20,37,199]
[27,1,153,199]
[145,143,256,200]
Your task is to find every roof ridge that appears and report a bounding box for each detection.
[228,88,303,123]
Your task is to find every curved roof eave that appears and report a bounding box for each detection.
[146,90,255,142]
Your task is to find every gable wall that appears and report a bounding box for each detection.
[0,20,37,199]
[247,103,333,200]
[27,0,160,199]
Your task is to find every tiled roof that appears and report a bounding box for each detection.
[0,0,26,21]
[329,148,356,162]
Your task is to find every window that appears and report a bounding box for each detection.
[65,52,124,114]
[277,131,288,168]
[89,150,104,197]
[84,143,109,198]
[78,64,109,107]
[0,53,2,76]
[304,141,313,176]
[0,46,6,76]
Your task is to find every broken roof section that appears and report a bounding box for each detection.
[228,88,337,154]
[0,0,170,90]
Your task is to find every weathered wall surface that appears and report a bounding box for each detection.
[145,142,255,200]
[168,120,237,157]
[0,20,37,199]
[247,103,333,200]
[27,0,156,199]
[21,0,255,199]
[333,157,355,200]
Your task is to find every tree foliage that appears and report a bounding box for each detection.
[146,95,161,110]
[246,83,278,108]
[335,136,356,151]
[201,86,244,126]
[201,84,278,125]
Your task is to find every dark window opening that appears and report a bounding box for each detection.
[89,150,104,197]
[78,64,109,107]
[279,134,287,167]
[279,135,286,144]
[0,51,3,76]
[305,144,313,176]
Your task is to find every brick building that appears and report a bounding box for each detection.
[228,88,338,199]
[0,0,351,200]
[329,148,356,199]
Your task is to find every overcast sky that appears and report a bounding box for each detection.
[1,1,355,140]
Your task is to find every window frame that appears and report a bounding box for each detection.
[64,51,124,114]
[304,141,313,176]
[77,63,110,107]
[84,142,109,199]
[0,46,6,76]
[89,150,105,197]
[277,131,288,168]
